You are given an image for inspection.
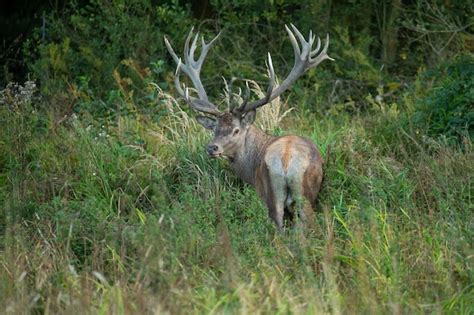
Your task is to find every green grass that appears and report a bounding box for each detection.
[0,84,472,314]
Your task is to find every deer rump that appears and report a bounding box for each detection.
[255,135,323,228]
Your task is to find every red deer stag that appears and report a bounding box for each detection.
[164,25,333,229]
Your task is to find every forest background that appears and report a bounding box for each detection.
[0,0,473,313]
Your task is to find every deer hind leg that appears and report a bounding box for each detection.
[266,171,288,230]
[287,177,315,229]
[256,164,285,230]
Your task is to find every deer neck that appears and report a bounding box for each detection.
[229,125,274,186]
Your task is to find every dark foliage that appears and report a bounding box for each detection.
[413,54,474,140]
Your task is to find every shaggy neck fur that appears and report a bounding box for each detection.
[229,125,274,186]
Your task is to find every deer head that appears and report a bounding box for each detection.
[164,24,333,159]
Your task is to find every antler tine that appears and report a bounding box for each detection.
[183,27,195,65]
[242,80,251,104]
[174,59,186,97]
[175,65,220,116]
[309,30,314,47]
[237,52,275,113]
[198,31,222,67]
[310,37,322,58]
[237,24,333,114]
[189,32,200,63]
[164,36,180,65]
[285,24,301,63]
[311,34,334,65]
[266,52,276,98]
[290,23,310,57]
[164,27,222,117]
[236,87,243,104]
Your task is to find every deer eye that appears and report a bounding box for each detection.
[233,128,240,136]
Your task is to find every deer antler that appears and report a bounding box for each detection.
[237,24,334,113]
[164,27,222,116]
[223,77,252,112]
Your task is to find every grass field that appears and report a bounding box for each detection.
[0,81,473,314]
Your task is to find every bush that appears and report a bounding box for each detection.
[24,0,193,116]
[412,54,474,141]
[23,0,397,118]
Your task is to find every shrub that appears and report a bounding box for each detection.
[412,54,474,141]
[25,0,193,115]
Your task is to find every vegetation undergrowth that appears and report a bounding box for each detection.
[1,0,473,314]
[1,78,472,314]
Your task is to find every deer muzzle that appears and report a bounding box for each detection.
[207,143,222,158]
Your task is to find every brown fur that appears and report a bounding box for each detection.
[281,139,292,172]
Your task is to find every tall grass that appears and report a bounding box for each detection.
[0,81,472,314]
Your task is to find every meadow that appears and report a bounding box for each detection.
[0,0,473,314]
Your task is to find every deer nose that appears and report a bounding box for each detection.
[207,144,219,155]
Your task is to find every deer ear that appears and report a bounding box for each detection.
[196,116,217,130]
[240,110,256,126]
